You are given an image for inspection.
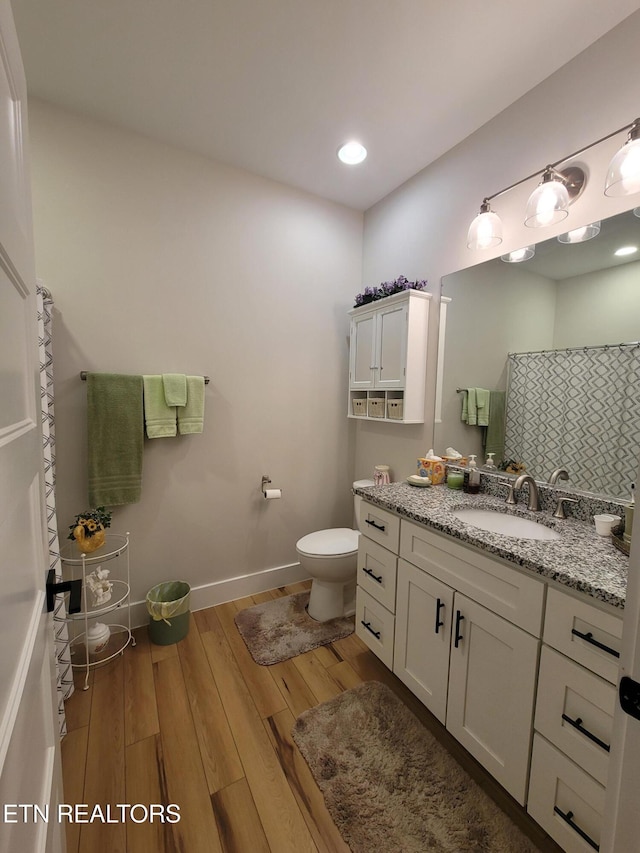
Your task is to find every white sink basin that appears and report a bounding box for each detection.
[452,508,561,541]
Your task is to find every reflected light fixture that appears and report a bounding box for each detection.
[466,199,503,249]
[557,221,601,244]
[604,119,640,196]
[501,245,535,263]
[337,141,367,165]
[467,117,640,251]
[614,245,638,257]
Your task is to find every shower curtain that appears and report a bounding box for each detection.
[37,285,74,737]
[505,343,640,496]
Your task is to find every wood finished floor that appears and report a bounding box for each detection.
[61,580,563,853]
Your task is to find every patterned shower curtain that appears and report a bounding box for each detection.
[505,343,640,496]
[37,285,74,738]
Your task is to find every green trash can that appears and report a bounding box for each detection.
[146,580,191,645]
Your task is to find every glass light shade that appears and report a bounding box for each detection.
[337,141,367,165]
[604,138,640,197]
[525,178,570,227]
[466,210,502,249]
[557,221,601,244]
[500,245,535,263]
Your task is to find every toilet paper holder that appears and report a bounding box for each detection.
[261,474,282,499]
[261,475,271,490]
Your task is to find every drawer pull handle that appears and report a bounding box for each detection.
[362,567,383,584]
[365,519,386,532]
[553,807,599,851]
[571,628,620,659]
[434,598,445,634]
[561,713,611,752]
[454,610,464,648]
[361,620,381,640]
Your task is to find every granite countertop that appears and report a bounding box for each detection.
[355,482,628,610]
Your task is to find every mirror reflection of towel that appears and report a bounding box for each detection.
[484,391,506,461]
[461,387,490,426]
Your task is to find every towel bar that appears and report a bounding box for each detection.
[80,371,209,384]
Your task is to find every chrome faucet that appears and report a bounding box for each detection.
[512,474,540,512]
[549,467,569,485]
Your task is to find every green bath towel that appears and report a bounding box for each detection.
[178,376,205,434]
[87,373,143,506]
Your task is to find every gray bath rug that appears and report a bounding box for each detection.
[234,591,354,666]
[292,681,540,853]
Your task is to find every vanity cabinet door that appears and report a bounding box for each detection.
[349,311,376,389]
[446,593,539,806]
[393,559,454,724]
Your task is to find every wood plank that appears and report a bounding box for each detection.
[201,624,316,852]
[194,606,219,633]
[211,778,270,853]
[214,602,287,719]
[79,658,126,853]
[154,655,223,853]
[177,626,244,793]
[124,629,159,745]
[61,725,88,853]
[266,708,350,853]
[251,589,280,604]
[64,667,94,732]
[150,635,179,663]
[125,735,174,853]
[310,643,343,669]
[269,657,320,717]
[325,660,362,693]
[283,581,311,595]
[291,651,343,704]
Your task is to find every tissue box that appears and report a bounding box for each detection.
[417,458,446,485]
[442,455,468,467]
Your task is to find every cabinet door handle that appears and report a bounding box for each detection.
[454,610,464,648]
[365,519,386,532]
[561,713,611,752]
[360,620,381,640]
[434,598,445,634]
[46,570,82,614]
[571,628,620,659]
[553,807,600,851]
[362,567,383,584]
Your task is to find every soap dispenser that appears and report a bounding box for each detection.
[484,452,496,470]
[468,455,480,495]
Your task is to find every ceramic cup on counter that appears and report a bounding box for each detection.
[594,513,621,536]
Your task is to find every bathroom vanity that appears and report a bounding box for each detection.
[354,482,627,853]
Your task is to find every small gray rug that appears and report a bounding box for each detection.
[234,591,354,666]
[292,681,540,853]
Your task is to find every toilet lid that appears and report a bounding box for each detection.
[296,528,359,558]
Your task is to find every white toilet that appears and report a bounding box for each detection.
[296,479,374,622]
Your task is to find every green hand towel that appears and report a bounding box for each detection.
[178,376,205,434]
[466,388,478,425]
[162,373,187,407]
[87,373,143,507]
[143,375,177,438]
[476,388,490,427]
[484,390,506,462]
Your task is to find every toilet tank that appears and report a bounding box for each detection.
[353,479,375,529]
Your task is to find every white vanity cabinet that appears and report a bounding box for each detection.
[348,289,430,423]
[528,587,623,853]
[394,520,543,805]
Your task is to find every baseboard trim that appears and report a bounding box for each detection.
[127,561,308,629]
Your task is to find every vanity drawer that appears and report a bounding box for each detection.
[399,519,544,636]
[357,536,397,612]
[355,587,395,669]
[528,734,605,853]
[544,587,623,684]
[359,502,400,553]
[535,646,615,786]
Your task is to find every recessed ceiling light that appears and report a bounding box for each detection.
[337,141,367,165]
[614,245,638,256]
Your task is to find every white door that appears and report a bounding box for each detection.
[601,458,640,851]
[393,559,453,724]
[349,312,376,389]
[376,302,407,388]
[446,593,538,806]
[0,3,64,852]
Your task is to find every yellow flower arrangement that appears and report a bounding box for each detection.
[68,506,112,553]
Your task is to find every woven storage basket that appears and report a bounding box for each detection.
[368,397,385,418]
[352,398,367,417]
[387,400,404,420]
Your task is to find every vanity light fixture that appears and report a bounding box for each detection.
[557,221,601,244]
[337,141,367,165]
[467,117,640,250]
[500,245,535,263]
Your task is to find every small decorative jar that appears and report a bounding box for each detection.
[374,465,391,485]
[86,622,110,655]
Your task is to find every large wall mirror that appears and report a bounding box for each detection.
[435,206,640,501]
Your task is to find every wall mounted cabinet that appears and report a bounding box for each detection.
[348,289,431,423]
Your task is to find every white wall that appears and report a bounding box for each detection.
[360,11,640,481]
[28,99,363,612]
